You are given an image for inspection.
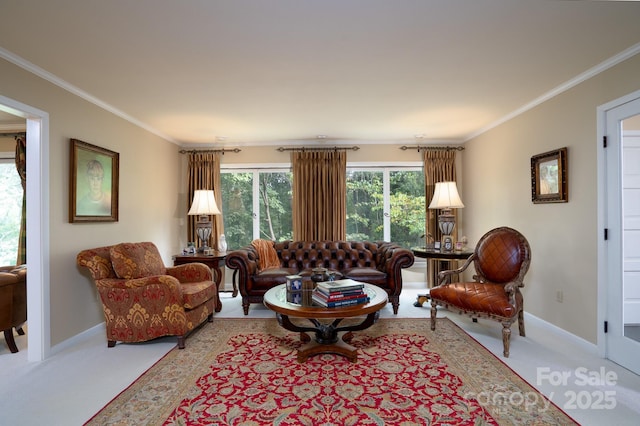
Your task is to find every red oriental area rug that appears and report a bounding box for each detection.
[85,318,576,425]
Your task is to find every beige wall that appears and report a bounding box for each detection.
[463,53,640,343]
[0,58,183,346]
[0,137,18,150]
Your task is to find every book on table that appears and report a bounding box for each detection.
[314,286,366,298]
[311,292,370,308]
[315,278,366,293]
[312,289,366,302]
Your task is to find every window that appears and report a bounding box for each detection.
[0,157,23,265]
[221,168,292,250]
[221,164,424,250]
[346,167,424,248]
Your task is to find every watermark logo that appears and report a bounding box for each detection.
[537,367,617,410]
[465,367,618,413]
[464,389,552,414]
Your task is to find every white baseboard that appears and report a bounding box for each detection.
[524,311,599,356]
[50,322,105,356]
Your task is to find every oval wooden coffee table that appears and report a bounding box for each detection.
[263,283,388,363]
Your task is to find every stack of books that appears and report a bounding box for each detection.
[312,279,370,308]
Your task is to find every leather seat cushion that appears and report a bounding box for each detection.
[253,268,298,288]
[342,267,387,286]
[430,282,518,318]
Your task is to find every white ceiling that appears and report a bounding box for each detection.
[1,0,640,147]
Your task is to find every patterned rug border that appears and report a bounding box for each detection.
[84,317,578,425]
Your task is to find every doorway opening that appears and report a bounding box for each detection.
[0,95,50,362]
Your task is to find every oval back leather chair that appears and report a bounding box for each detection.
[429,227,531,357]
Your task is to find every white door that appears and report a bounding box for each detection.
[603,96,640,374]
[622,128,640,330]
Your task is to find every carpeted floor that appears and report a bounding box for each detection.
[85,318,577,425]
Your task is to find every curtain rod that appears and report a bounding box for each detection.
[399,145,464,152]
[0,131,26,138]
[179,148,241,154]
[276,146,360,152]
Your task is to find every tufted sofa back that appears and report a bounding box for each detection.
[275,240,380,271]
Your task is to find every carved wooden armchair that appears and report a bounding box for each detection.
[77,242,219,349]
[429,227,531,357]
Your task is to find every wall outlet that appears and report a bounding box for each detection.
[556,290,563,303]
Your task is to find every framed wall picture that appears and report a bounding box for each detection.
[69,139,119,222]
[531,147,568,204]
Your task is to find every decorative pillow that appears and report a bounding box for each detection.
[251,239,280,272]
[110,242,166,279]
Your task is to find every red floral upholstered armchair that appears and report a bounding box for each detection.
[77,242,219,349]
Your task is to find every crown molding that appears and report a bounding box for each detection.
[0,47,178,144]
[465,41,640,141]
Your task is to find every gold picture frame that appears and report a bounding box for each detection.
[69,139,119,222]
[531,147,568,204]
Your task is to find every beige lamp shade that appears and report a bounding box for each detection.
[428,181,464,210]
[188,190,221,216]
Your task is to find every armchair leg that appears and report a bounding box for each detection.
[177,336,186,349]
[242,298,250,315]
[3,328,19,353]
[502,323,511,358]
[430,305,437,331]
[207,313,214,322]
[518,309,526,337]
[16,327,25,336]
[107,340,116,348]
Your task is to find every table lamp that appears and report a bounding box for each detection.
[188,189,221,252]
[428,181,464,251]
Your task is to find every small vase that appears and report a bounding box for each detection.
[218,234,228,252]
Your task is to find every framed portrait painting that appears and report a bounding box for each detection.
[69,139,119,222]
[531,147,568,204]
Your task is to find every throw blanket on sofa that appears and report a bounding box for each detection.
[251,239,280,272]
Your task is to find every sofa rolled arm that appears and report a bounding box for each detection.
[226,245,260,294]
[166,262,213,283]
[375,242,415,294]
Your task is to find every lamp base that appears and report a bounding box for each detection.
[195,217,212,252]
[438,208,456,252]
[197,244,211,253]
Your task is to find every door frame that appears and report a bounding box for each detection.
[0,95,50,362]
[596,88,640,359]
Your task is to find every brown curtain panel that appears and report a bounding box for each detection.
[15,136,26,265]
[187,152,224,250]
[423,149,458,285]
[291,150,346,241]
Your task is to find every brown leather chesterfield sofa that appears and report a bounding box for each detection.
[226,240,414,315]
